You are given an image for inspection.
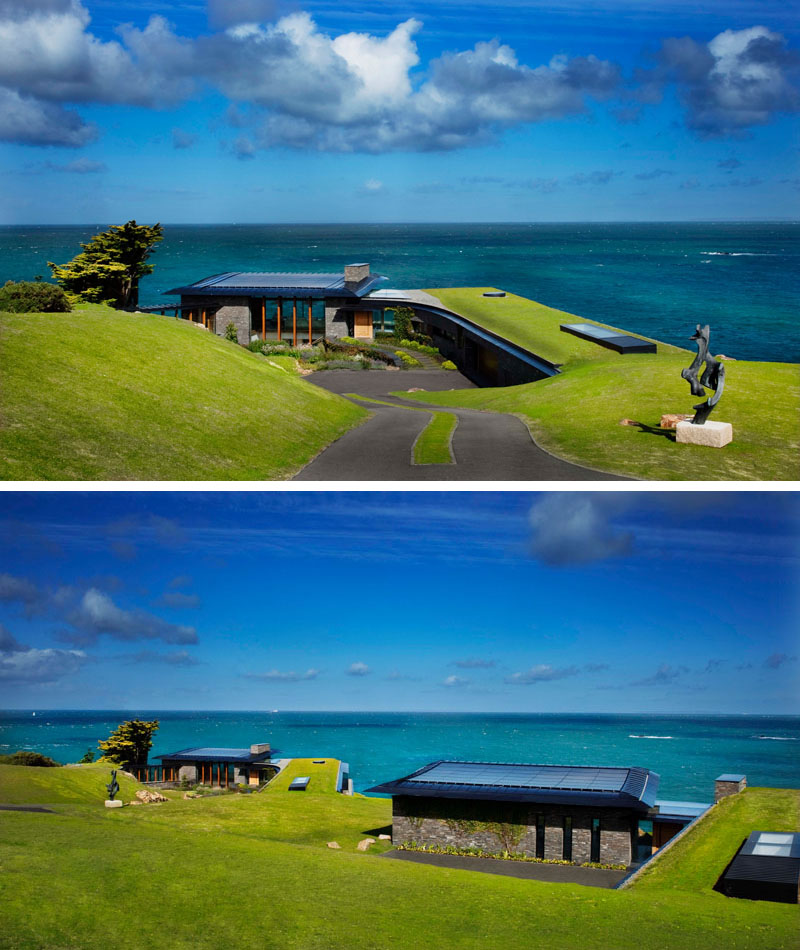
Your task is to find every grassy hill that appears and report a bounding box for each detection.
[1,764,797,950]
[404,289,799,481]
[0,306,366,480]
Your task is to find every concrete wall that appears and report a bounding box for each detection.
[411,308,552,387]
[392,796,636,865]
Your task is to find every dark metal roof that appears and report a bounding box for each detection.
[156,746,278,763]
[367,760,659,810]
[653,799,711,822]
[165,270,386,299]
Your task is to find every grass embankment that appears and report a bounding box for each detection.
[0,306,366,480]
[346,393,456,464]
[426,287,685,367]
[1,765,797,950]
[404,288,799,480]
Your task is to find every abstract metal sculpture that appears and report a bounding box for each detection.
[106,769,120,801]
[681,324,725,425]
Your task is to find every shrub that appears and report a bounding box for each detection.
[0,750,61,767]
[395,351,422,368]
[224,322,239,343]
[0,280,71,313]
[398,338,439,356]
[393,306,415,340]
[442,360,457,371]
[78,748,95,764]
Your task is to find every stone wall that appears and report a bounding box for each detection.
[714,775,747,802]
[181,295,251,344]
[392,796,637,865]
[324,299,351,339]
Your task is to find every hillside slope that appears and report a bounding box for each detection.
[0,306,366,480]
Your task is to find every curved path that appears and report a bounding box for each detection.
[294,369,627,481]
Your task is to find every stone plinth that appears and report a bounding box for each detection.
[676,420,732,447]
[104,800,123,808]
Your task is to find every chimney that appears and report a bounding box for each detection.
[250,743,271,756]
[715,773,746,803]
[344,262,370,284]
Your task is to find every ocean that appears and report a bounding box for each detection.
[2,710,798,802]
[0,222,797,363]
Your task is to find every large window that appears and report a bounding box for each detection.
[563,817,573,861]
[637,820,653,862]
[535,814,545,859]
[591,818,601,863]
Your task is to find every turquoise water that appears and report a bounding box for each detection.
[2,710,798,801]
[0,222,797,362]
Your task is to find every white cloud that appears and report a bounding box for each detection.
[505,664,579,685]
[652,25,800,137]
[347,661,370,676]
[442,674,469,687]
[0,646,86,683]
[66,588,197,645]
[242,668,320,681]
[529,493,633,565]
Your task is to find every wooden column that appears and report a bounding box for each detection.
[292,298,297,346]
[308,299,312,344]
[277,299,282,341]
[261,298,266,340]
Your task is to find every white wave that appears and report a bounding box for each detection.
[701,251,771,256]
[753,735,799,741]
[629,734,673,739]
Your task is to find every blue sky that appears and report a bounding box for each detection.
[1,490,797,713]
[0,0,797,222]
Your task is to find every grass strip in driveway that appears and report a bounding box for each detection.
[345,393,458,465]
[412,410,456,464]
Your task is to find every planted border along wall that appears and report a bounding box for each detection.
[393,796,635,865]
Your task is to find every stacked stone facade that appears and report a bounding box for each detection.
[714,774,747,802]
[182,295,250,344]
[392,795,636,866]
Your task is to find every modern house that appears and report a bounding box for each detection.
[150,742,279,787]
[368,760,667,866]
[718,830,800,903]
[165,263,388,345]
[162,262,652,387]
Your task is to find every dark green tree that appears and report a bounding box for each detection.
[48,220,163,309]
[97,719,159,772]
[78,748,95,764]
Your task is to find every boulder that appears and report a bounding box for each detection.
[357,838,376,851]
[378,834,391,840]
[327,841,341,849]
[136,789,168,804]
[660,413,691,429]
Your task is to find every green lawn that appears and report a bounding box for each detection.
[400,354,799,481]
[345,393,457,465]
[408,288,799,480]
[1,765,797,950]
[413,411,456,464]
[426,287,686,368]
[0,306,366,480]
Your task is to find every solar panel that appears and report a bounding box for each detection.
[201,272,343,291]
[410,762,629,792]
